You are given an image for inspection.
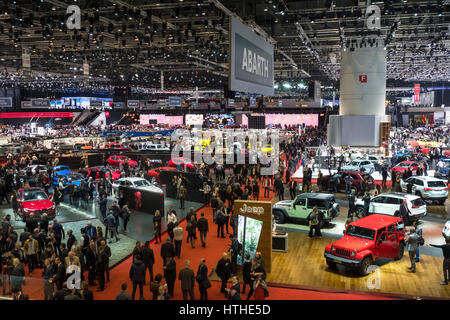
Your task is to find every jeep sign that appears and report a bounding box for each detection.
[239,203,264,216]
[229,17,274,96]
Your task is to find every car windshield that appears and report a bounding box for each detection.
[398,163,409,167]
[134,180,151,187]
[348,161,359,166]
[346,225,375,240]
[23,190,48,201]
[427,181,446,187]
[411,198,425,207]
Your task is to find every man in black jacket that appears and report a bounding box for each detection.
[216,253,232,293]
[163,256,177,298]
[141,241,155,283]
[129,257,146,300]
[52,219,65,256]
[160,237,175,264]
[52,257,66,291]
[178,260,195,300]
[197,213,209,248]
[96,242,108,292]
[85,241,97,286]
[66,229,76,252]
[430,238,450,285]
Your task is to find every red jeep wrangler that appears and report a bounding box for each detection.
[324,214,405,275]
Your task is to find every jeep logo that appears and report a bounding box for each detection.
[240,203,264,216]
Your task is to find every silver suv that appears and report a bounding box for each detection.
[399,176,448,204]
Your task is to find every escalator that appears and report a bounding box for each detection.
[72,110,101,126]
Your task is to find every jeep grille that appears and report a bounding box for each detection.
[335,248,351,258]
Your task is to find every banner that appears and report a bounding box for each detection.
[168,96,182,107]
[127,100,140,108]
[414,84,420,103]
[28,99,50,108]
[230,17,274,96]
[0,97,13,108]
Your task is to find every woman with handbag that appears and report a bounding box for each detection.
[196,258,211,300]
[153,210,162,244]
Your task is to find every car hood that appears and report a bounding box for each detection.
[135,185,164,194]
[274,200,292,207]
[333,235,373,252]
[22,199,54,210]
[55,169,71,176]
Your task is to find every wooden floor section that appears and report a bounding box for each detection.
[266,232,450,299]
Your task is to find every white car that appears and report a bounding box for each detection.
[443,221,450,239]
[144,144,170,152]
[341,160,375,174]
[356,154,385,166]
[112,177,163,197]
[20,165,49,176]
[355,192,426,222]
[400,176,448,204]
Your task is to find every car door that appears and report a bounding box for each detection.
[289,198,306,219]
[339,172,348,191]
[375,228,398,258]
[369,196,386,214]
[400,177,412,192]
[383,196,402,215]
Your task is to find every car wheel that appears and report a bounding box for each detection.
[359,256,373,276]
[438,198,446,205]
[355,206,364,218]
[395,243,405,261]
[273,210,285,224]
[415,191,422,199]
[326,259,337,269]
[394,210,400,217]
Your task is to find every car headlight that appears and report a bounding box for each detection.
[351,251,356,257]
[331,245,336,252]
[49,205,55,210]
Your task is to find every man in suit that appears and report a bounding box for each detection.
[10,258,25,292]
[141,241,155,283]
[129,257,146,300]
[42,258,54,300]
[406,227,420,273]
[66,229,76,252]
[65,251,81,270]
[216,252,232,293]
[52,257,66,290]
[178,260,195,300]
[52,219,65,256]
[225,276,241,299]
[163,256,177,298]
[160,237,175,264]
[85,241,97,286]
[197,213,209,248]
[96,242,108,291]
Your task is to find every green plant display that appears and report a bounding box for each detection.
[237,216,263,265]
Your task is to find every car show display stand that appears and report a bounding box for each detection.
[272,232,288,252]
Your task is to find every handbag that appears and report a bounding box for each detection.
[202,279,212,289]
[418,237,425,246]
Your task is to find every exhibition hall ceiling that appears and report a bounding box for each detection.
[0,0,448,88]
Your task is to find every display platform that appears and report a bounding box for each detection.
[266,232,450,299]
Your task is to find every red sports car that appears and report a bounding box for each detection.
[148,167,178,182]
[106,155,138,168]
[17,188,55,221]
[86,166,121,181]
[168,157,195,171]
[390,161,420,175]
[103,142,131,151]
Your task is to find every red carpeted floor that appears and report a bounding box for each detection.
[8,184,398,300]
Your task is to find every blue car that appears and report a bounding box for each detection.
[435,158,450,179]
[53,165,71,184]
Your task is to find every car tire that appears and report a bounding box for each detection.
[273,210,285,224]
[415,191,422,199]
[395,243,405,261]
[326,259,337,269]
[359,256,373,276]
[438,198,446,205]
[394,210,400,217]
[355,206,364,218]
